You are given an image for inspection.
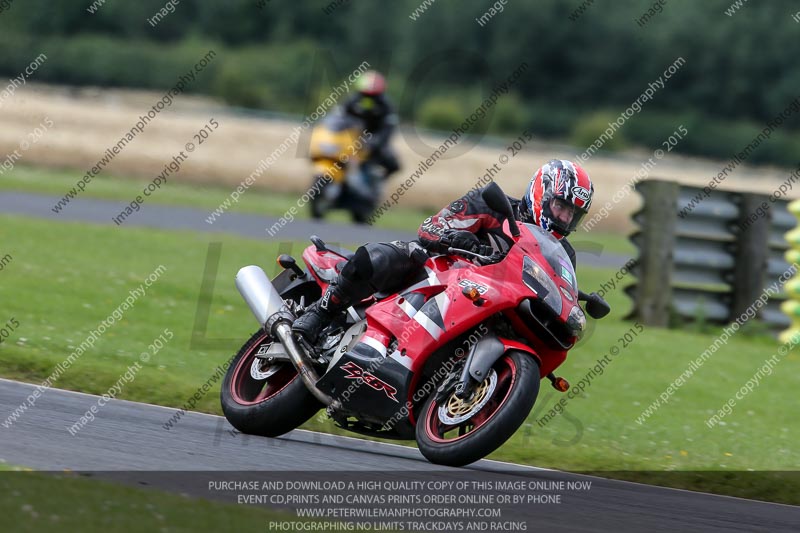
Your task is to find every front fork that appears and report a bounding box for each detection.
[452,333,570,400]
[454,333,506,401]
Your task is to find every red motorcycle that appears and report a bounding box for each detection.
[221,183,609,466]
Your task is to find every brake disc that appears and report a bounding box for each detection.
[437,369,498,425]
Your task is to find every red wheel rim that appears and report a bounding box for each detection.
[424,355,518,443]
[229,332,298,406]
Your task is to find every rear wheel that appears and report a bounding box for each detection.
[415,351,540,467]
[221,329,322,438]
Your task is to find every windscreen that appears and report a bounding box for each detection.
[523,223,578,293]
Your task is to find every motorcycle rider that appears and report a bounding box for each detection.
[342,70,400,179]
[293,159,594,343]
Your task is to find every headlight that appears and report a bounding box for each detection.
[522,256,562,315]
[567,305,586,339]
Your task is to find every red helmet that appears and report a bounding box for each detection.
[524,159,593,239]
[354,70,386,96]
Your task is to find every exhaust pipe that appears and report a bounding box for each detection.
[235,265,288,326]
[235,266,339,409]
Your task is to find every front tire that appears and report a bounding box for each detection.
[415,351,540,467]
[351,207,371,224]
[221,329,322,437]
[310,175,333,220]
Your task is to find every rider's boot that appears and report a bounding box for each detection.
[292,283,350,344]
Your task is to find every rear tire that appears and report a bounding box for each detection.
[221,329,322,438]
[415,351,540,467]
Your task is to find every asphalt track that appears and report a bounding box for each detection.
[1,379,798,532]
[0,191,629,269]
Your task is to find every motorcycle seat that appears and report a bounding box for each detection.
[310,235,355,260]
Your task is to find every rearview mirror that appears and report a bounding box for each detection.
[578,290,611,319]
[585,294,611,319]
[481,182,520,237]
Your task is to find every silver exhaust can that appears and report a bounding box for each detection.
[235,265,286,326]
[234,265,339,408]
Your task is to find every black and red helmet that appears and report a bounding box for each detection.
[354,70,386,96]
[523,159,594,239]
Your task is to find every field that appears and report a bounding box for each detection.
[1,167,797,503]
[4,85,798,234]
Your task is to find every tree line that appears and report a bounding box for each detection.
[1,0,798,167]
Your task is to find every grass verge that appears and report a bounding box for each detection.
[0,469,298,533]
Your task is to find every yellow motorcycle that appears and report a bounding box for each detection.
[308,113,382,223]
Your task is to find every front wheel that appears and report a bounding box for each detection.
[221,329,322,437]
[309,175,334,220]
[416,351,540,467]
[350,206,372,224]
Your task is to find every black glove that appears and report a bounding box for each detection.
[476,245,497,257]
[442,230,481,252]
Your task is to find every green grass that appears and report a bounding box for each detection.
[0,469,299,533]
[0,213,295,414]
[1,213,797,503]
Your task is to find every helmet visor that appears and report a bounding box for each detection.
[546,197,588,234]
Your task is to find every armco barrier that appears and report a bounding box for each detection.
[626,179,792,330]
